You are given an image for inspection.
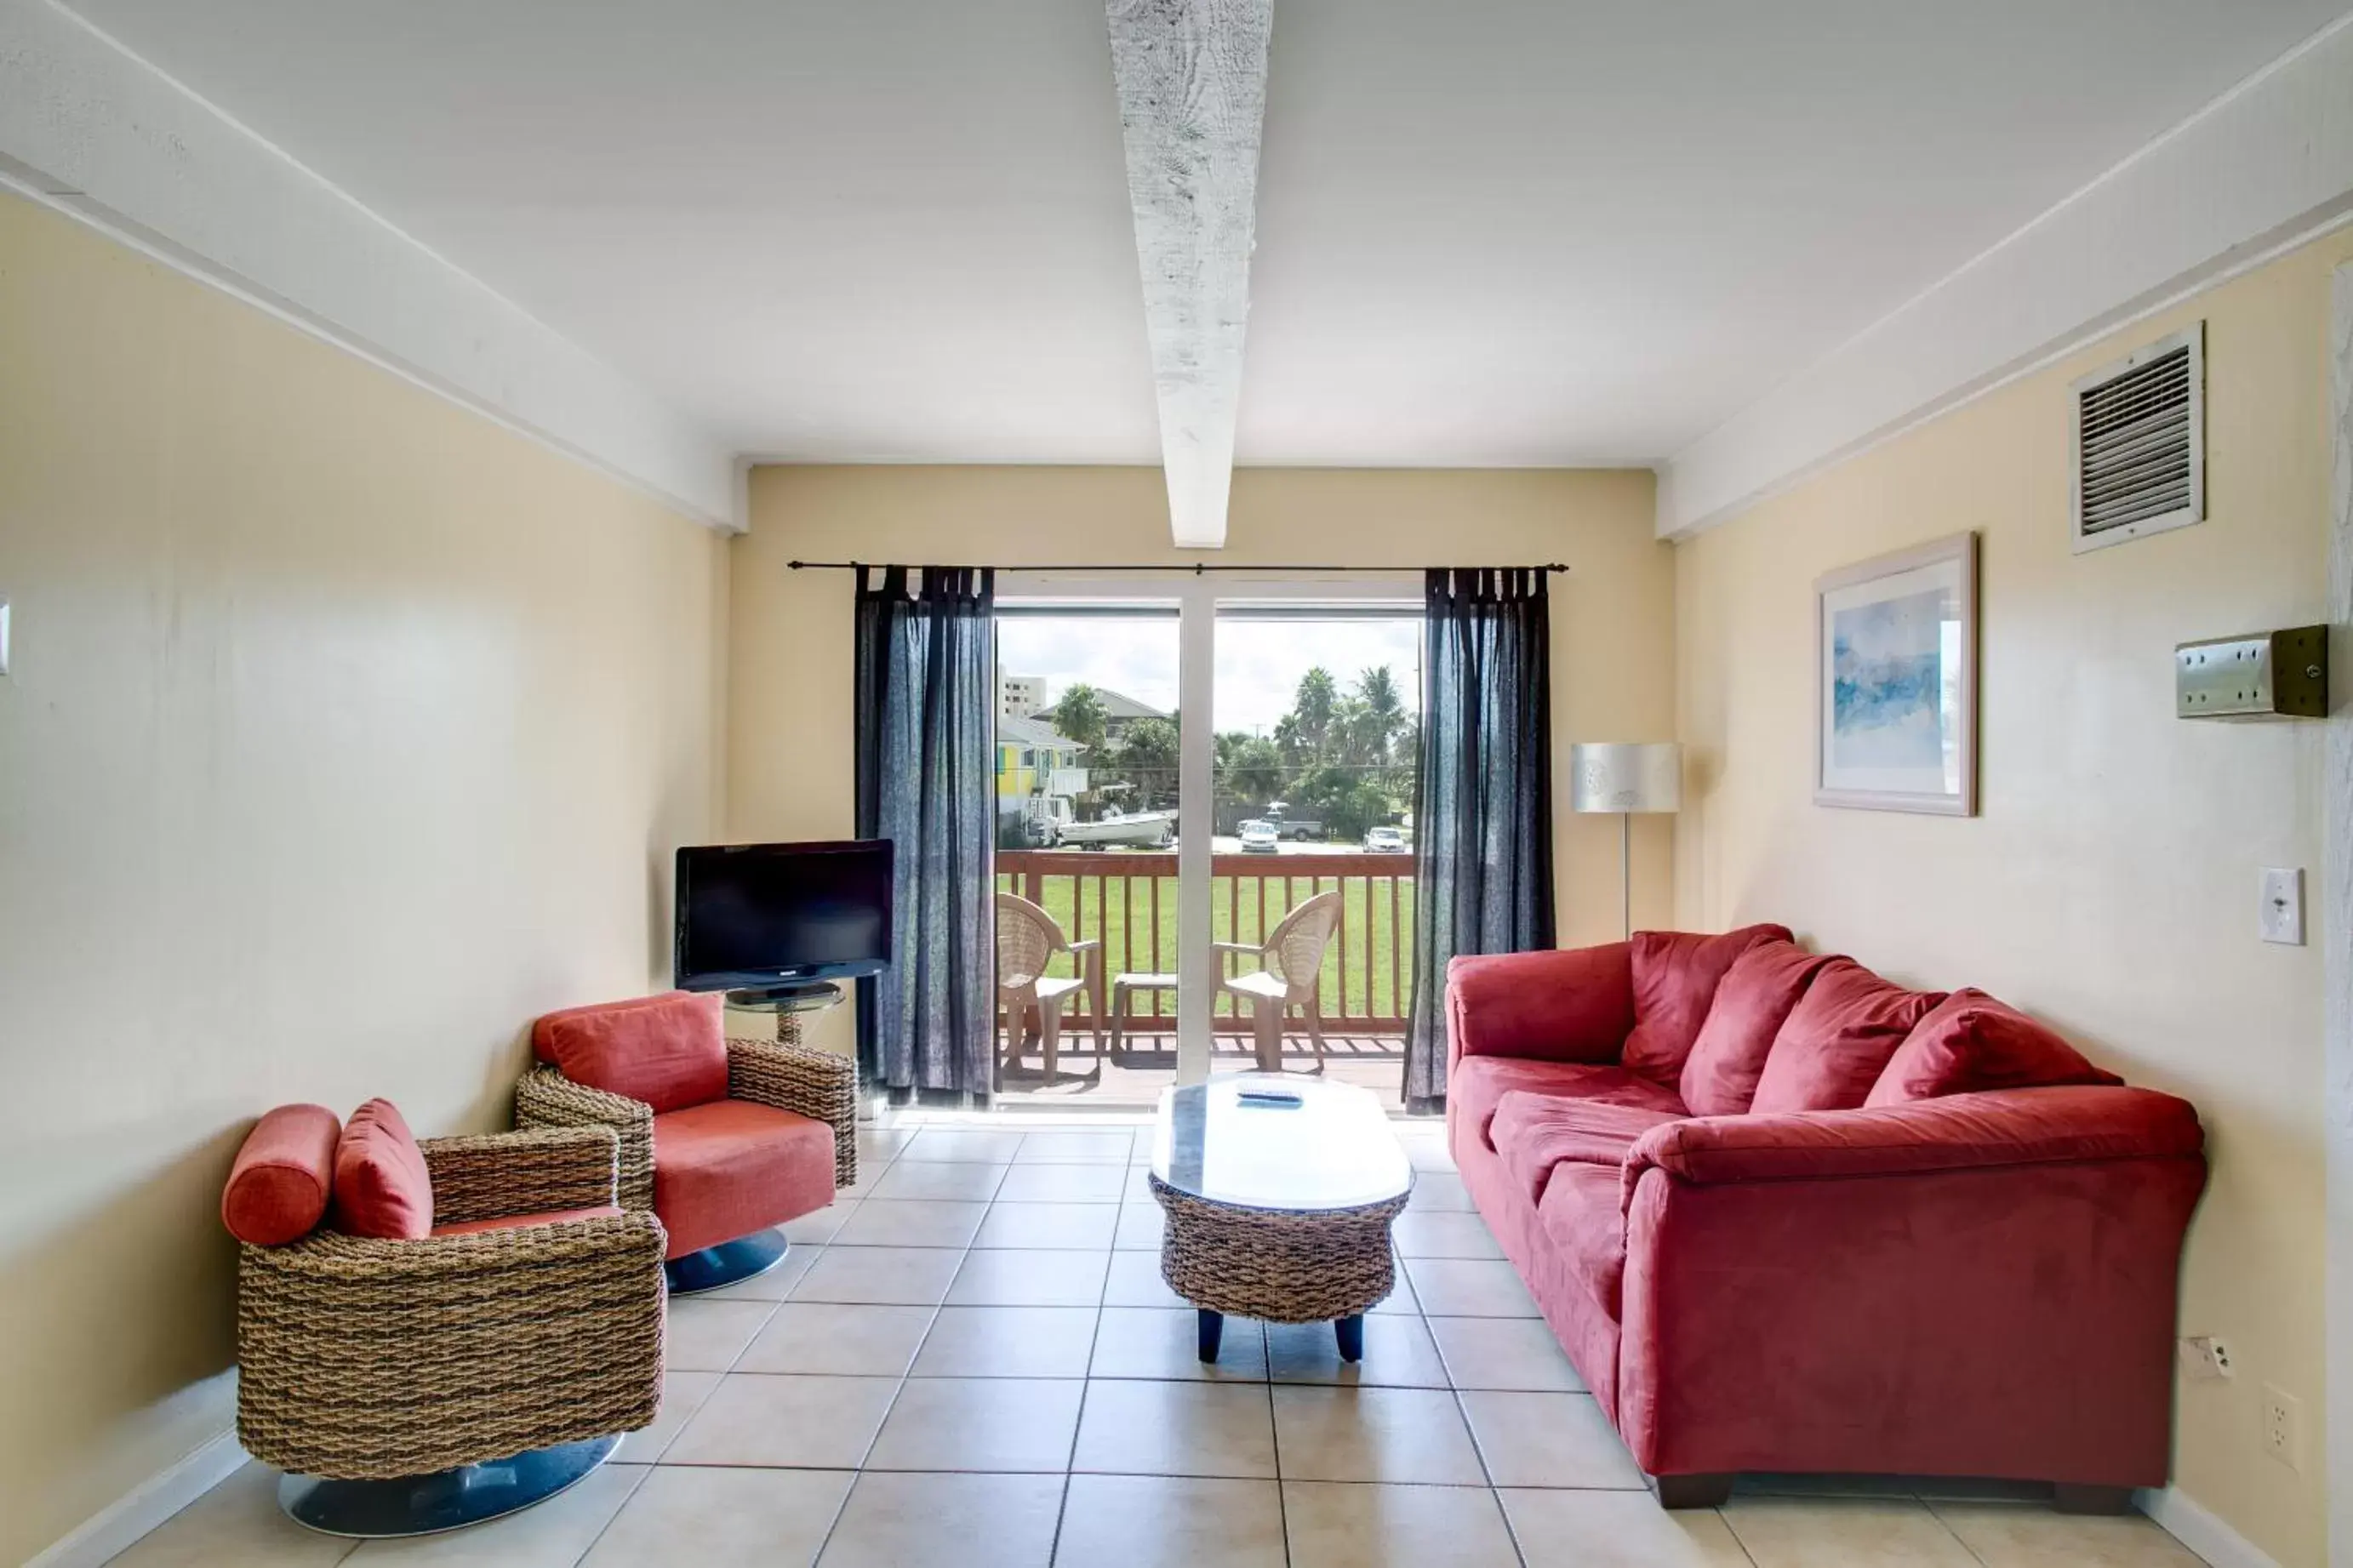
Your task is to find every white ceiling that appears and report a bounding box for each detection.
[62,0,2353,471]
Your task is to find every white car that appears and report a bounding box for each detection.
[1238,819,1281,853]
[1364,825,1405,852]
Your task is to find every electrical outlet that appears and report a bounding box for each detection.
[2262,1383,2303,1470]
[2179,1336,2235,1380]
[2260,868,2304,945]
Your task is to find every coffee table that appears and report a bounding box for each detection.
[1147,1075,1414,1362]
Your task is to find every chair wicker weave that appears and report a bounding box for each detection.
[235,1125,664,1485]
[1214,889,1343,1073]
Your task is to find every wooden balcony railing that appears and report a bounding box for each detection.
[996,850,1417,1033]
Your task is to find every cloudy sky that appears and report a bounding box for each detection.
[997,614,1423,737]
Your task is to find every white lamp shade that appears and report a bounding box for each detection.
[1569,742,1682,813]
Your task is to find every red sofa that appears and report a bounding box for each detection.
[1444,926,2207,1511]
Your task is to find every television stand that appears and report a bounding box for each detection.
[723,979,847,1014]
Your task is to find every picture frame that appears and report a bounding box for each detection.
[1813,531,1978,816]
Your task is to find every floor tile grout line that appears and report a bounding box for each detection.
[557,1448,653,1568]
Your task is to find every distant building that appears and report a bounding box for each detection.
[1000,674,1046,721]
[996,712,1087,822]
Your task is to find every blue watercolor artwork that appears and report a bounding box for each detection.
[1830,588,1947,770]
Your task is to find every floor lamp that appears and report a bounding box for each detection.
[1569,742,1682,938]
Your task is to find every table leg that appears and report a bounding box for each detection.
[1196,1309,1225,1362]
[1335,1314,1364,1362]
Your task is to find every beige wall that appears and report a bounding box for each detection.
[731,465,1675,1058]
[1674,229,2353,1566]
[0,191,729,1564]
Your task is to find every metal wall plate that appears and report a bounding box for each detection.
[2176,625,2327,719]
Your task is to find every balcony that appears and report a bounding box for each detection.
[994,847,1415,1103]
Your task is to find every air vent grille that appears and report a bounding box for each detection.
[2070,324,2202,552]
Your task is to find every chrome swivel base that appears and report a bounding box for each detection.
[664,1228,790,1296]
[278,1434,620,1537]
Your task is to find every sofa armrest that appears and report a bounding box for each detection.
[1613,1085,2208,1488]
[420,1126,620,1226]
[729,1036,860,1189]
[514,1066,654,1212]
[1620,1086,2202,1204]
[1445,943,1634,1067]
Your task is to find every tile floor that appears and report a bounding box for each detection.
[113,1115,2211,1567]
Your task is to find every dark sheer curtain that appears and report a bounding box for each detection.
[1403,567,1556,1113]
[854,567,997,1103]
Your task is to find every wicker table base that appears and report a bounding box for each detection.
[1150,1174,1408,1362]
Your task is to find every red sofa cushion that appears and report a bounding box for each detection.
[1537,1162,1630,1318]
[1751,961,1947,1115]
[1867,989,2125,1106]
[534,991,731,1115]
[1492,1092,1682,1208]
[1620,925,1792,1086]
[221,1104,341,1246]
[1453,1056,1688,1155]
[431,1204,625,1238]
[330,1099,433,1240]
[1445,944,1635,1064]
[654,1099,837,1258]
[1678,940,1836,1116]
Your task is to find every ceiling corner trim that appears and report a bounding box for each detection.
[0,0,740,532]
[1657,11,2353,543]
[1108,0,1274,550]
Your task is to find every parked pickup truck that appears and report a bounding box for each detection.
[1262,807,1322,841]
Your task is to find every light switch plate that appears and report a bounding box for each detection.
[2260,868,2304,945]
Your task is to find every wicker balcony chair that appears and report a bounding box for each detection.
[515,990,857,1294]
[1216,889,1344,1073]
[228,1108,664,1537]
[995,891,1105,1086]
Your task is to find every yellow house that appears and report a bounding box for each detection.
[996,713,1086,818]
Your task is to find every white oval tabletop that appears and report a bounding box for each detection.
[1150,1075,1414,1212]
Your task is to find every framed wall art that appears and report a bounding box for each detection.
[1814,531,1978,815]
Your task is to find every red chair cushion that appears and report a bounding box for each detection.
[1751,960,1948,1115]
[330,1099,433,1240]
[1679,939,1837,1116]
[1537,1162,1631,1319]
[653,1100,837,1258]
[431,1204,625,1238]
[534,992,731,1115]
[1619,925,1792,1086]
[221,1104,341,1246]
[1452,1056,1688,1155]
[1490,1092,1682,1208]
[1866,989,2125,1106]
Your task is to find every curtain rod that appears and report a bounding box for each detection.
[785,561,1568,573]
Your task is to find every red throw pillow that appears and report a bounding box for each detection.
[1750,961,1946,1114]
[330,1099,433,1240]
[533,991,730,1114]
[221,1104,341,1246]
[1678,939,1836,1116]
[1620,924,1793,1086]
[1866,989,2124,1106]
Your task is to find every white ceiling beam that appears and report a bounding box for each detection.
[0,0,739,531]
[1106,0,1273,550]
[1659,12,2353,541]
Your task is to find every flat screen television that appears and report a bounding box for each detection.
[673,839,894,992]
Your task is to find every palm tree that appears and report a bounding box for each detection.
[1054,682,1108,751]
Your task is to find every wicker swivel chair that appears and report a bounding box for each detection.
[515,990,857,1294]
[1216,889,1343,1073]
[996,891,1104,1086]
[227,1103,663,1536]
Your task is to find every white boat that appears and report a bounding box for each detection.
[1054,808,1176,848]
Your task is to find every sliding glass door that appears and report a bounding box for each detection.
[991,573,1420,1108]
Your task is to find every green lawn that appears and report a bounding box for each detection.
[995,867,1416,1024]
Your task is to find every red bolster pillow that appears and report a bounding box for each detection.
[221,1104,341,1246]
[330,1098,434,1240]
